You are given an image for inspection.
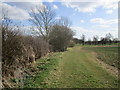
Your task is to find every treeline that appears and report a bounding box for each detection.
[73,34,119,45]
[2,5,73,88]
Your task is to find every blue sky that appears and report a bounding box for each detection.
[0,0,118,40]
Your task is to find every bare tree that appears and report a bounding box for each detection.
[56,16,72,27]
[105,33,113,44]
[87,38,92,45]
[113,38,119,43]
[106,33,113,40]
[30,5,56,41]
[81,34,85,45]
[93,35,99,45]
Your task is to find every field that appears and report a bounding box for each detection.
[22,45,118,88]
[83,46,119,69]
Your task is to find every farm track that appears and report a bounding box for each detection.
[43,46,118,88]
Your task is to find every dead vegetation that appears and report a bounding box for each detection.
[1,17,50,88]
[1,5,74,88]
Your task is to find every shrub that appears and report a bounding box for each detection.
[68,40,75,47]
[24,36,50,59]
[2,27,50,79]
[49,25,73,52]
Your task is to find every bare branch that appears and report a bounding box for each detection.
[29,5,56,41]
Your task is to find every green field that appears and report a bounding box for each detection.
[82,46,119,69]
[23,45,118,88]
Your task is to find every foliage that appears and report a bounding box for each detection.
[23,36,49,59]
[68,40,75,47]
[49,25,74,52]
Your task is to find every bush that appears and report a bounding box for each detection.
[2,28,50,78]
[49,25,73,52]
[2,29,24,67]
[24,36,50,59]
[68,40,75,47]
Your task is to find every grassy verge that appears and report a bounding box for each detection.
[43,46,118,88]
[22,46,118,88]
[82,46,119,69]
[23,52,62,88]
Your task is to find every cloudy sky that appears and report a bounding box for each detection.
[0,0,118,40]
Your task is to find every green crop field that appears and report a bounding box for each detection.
[82,46,119,69]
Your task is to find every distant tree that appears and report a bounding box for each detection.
[81,34,85,45]
[68,40,75,47]
[87,38,92,45]
[99,37,107,45]
[113,38,119,43]
[73,38,80,44]
[93,35,99,45]
[105,33,113,44]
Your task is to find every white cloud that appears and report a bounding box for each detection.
[47,0,55,2]
[0,2,30,20]
[90,18,118,25]
[63,2,97,13]
[0,2,46,20]
[71,26,118,39]
[6,2,43,12]
[62,0,118,13]
[1,0,54,2]
[106,10,113,14]
[53,4,58,9]
[101,0,118,9]
[89,17,118,39]
[92,25,110,28]
[80,20,84,23]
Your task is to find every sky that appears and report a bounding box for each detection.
[0,0,119,40]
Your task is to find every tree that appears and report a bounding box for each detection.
[105,33,113,44]
[56,16,72,27]
[93,35,99,45]
[2,15,24,66]
[87,38,92,45]
[113,38,119,43]
[49,25,74,52]
[81,34,85,45]
[73,38,80,44]
[24,36,49,59]
[30,5,56,41]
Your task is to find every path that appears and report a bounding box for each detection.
[44,46,118,88]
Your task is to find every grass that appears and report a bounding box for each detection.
[82,46,119,69]
[22,52,62,88]
[23,45,118,88]
[42,46,118,88]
